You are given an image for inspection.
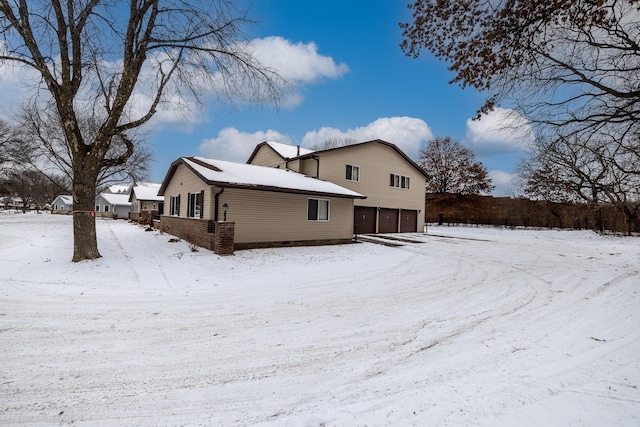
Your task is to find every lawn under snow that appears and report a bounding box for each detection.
[1,213,639,426]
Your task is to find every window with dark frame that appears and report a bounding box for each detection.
[307,198,329,221]
[345,164,360,181]
[389,173,411,189]
[187,191,204,218]
[170,194,180,216]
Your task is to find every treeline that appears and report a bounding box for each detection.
[425,193,638,234]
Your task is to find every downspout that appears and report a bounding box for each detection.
[213,187,225,221]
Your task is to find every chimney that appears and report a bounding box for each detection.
[297,145,300,156]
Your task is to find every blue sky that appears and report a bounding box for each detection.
[0,1,534,195]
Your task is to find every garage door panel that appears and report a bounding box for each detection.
[354,206,376,234]
[400,210,418,233]
[378,208,398,233]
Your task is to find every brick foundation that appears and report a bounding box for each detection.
[160,216,216,250]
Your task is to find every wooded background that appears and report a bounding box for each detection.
[425,194,638,234]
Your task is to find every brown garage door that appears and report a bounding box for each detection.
[378,208,399,233]
[354,206,376,234]
[400,209,418,233]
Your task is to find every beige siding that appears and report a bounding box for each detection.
[162,164,210,219]
[248,145,287,168]
[315,143,425,213]
[298,158,318,177]
[219,188,354,244]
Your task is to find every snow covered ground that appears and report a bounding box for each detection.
[1,212,639,426]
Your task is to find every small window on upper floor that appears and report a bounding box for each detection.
[345,164,360,182]
[390,174,411,190]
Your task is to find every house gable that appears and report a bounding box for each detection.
[302,141,426,210]
[247,141,314,168]
[294,139,427,179]
[246,142,287,167]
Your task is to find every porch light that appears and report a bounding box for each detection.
[223,202,228,221]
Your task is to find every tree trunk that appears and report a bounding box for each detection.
[72,166,101,262]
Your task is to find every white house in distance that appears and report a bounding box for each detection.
[129,183,163,223]
[95,184,133,219]
[51,195,73,214]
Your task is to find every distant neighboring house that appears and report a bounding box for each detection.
[129,183,163,223]
[51,195,73,214]
[248,139,428,233]
[1,196,28,211]
[95,192,131,219]
[158,157,365,253]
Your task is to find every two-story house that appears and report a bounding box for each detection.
[247,139,427,233]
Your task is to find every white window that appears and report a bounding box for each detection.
[390,174,411,189]
[345,164,360,181]
[187,191,203,218]
[307,198,329,221]
[104,205,109,212]
[170,195,180,216]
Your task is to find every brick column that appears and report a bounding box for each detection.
[214,222,235,255]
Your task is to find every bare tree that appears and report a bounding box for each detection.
[0,118,16,169]
[519,135,640,233]
[0,1,284,261]
[16,102,151,193]
[4,168,70,212]
[417,137,494,195]
[400,0,640,169]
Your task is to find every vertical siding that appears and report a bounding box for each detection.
[219,188,354,244]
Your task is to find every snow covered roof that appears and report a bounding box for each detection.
[130,183,162,202]
[53,195,73,205]
[159,157,365,199]
[104,184,132,194]
[97,192,131,206]
[264,141,314,159]
[246,141,315,164]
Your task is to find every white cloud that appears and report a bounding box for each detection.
[466,108,534,155]
[1,36,348,126]
[0,47,43,119]
[198,128,292,162]
[249,36,349,84]
[301,117,433,158]
[244,36,349,108]
[489,170,518,197]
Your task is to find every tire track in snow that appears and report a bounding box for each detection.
[100,220,173,291]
